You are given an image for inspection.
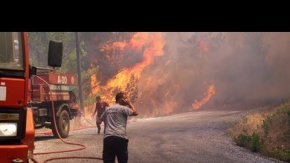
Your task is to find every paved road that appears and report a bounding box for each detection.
[32,105,285,163]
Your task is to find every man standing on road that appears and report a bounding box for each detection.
[92,96,109,134]
[100,91,138,163]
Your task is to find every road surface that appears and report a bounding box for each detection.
[32,105,285,163]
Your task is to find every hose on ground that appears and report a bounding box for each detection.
[31,75,102,163]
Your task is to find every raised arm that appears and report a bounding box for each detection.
[127,101,138,116]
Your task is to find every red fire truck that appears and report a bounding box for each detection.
[0,32,80,163]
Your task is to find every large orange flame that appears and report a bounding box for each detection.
[85,32,165,117]
[105,32,164,91]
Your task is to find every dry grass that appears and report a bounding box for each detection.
[228,101,290,162]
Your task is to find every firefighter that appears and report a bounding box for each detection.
[92,96,109,134]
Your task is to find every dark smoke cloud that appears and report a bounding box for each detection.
[134,32,290,116]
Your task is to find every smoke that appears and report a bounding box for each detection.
[131,32,290,117]
[86,32,290,118]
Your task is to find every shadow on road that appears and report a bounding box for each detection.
[34,135,57,141]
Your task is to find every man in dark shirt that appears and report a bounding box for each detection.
[92,96,109,134]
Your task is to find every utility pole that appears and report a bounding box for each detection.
[75,32,84,114]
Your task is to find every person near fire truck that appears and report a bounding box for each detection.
[100,91,138,163]
[92,95,109,134]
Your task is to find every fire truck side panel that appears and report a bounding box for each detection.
[0,78,25,108]
[0,145,28,163]
[31,84,71,102]
[32,73,78,85]
[23,107,35,158]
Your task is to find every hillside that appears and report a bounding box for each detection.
[228,101,290,162]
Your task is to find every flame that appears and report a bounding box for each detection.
[106,32,164,89]
[90,73,100,95]
[100,33,149,55]
[192,84,216,109]
[86,32,165,117]
[85,32,218,118]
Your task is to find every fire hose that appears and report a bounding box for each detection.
[30,76,103,163]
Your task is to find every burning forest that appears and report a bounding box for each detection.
[29,32,290,119]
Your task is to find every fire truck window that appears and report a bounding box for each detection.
[0,32,13,63]
[13,33,20,64]
[0,32,23,70]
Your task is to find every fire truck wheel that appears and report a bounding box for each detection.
[52,109,70,138]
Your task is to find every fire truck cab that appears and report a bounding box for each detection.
[0,32,66,163]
